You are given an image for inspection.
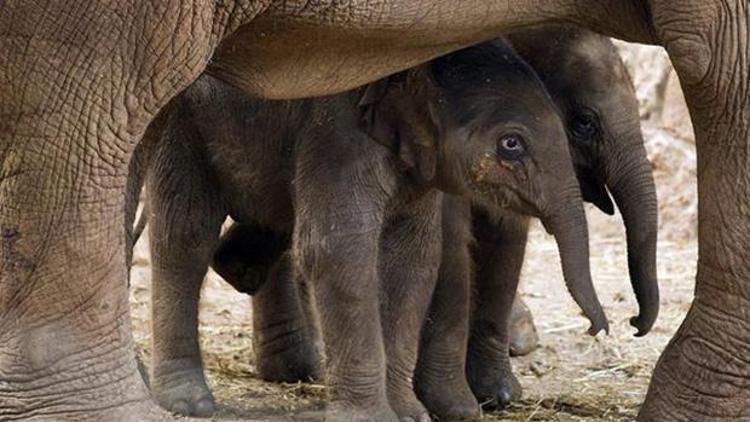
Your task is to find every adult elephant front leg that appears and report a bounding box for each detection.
[0,124,170,422]
[467,211,530,409]
[639,2,750,420]
[293,157,395,422]
[0,2,224,420]
[379,191,444,422]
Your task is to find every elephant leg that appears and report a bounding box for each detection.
[0,138,172,421]
[639,2,750,420]
[414,194,479,420]
[466,212,530,409]
[293,163,394,422]
[0,4,225,420]
[508,296,539,357]
[252,251,323,383]
[147,123,226,417]
[379,191,443,422]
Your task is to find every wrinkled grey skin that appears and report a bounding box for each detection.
[142,41,600,420]
[458,27,659,409]
[1,1,747,421]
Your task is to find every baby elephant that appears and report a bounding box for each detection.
[212,28,658,420]
[417,27,659,415]
[142,40,605,421]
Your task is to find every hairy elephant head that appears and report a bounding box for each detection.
[508,27,659,336]
[359,39,609,336]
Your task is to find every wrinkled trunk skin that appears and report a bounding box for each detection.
[605,140,659,336]
[639,2,750,420]
[543,188,609,336]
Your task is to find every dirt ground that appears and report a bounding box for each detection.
[129,121,698,421]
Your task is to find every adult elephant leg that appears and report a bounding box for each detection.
[253,251,323,383]
[0,3,226,419]
[0,131,172,422]
[639,2,750,420]
[379,191,444,422]
[466,211,530,409]
[414,195,479,420]
[147,120,226,417]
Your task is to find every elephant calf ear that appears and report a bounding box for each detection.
[358,70,441,182]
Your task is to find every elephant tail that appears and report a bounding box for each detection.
[132,203,149,247]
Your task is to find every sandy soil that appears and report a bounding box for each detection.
[129,123,698,421]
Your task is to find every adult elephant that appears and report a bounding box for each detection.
[0,1,746,421]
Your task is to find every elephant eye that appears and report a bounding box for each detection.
[569,110,600,141]
[496,133,527,161]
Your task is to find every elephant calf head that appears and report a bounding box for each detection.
[508,27,659,336]
[358,40,609,335]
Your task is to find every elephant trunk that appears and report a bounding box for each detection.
[543,184,609,336]
[605,141,659,336]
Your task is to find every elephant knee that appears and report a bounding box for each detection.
[295,235,377,304]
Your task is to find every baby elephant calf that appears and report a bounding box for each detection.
[142,40,605,421]
[212,28,659,420]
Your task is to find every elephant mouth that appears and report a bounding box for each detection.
[578,173,615,215]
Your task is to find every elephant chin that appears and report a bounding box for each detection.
[579,174,615,215]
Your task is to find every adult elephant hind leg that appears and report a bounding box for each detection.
[414,195,479,421]
[466,212,529,409]
[252,251,323,383]
[639,2,750,420]
[147,119,226,418]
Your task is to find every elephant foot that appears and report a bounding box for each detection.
[326,400,400,422]
[508,297,539,357]
[151,358,215,418]
[466,358,522,409]
[400,412,433,422]
[414,367,480,420]
[97,400,178,422]
[256,341,323,383]
[389,395,432,422]
[638,299,750,421]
